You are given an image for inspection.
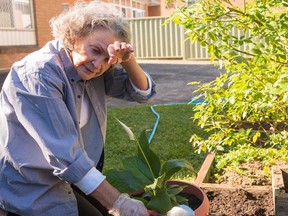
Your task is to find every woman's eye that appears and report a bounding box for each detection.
[92,49,100,54]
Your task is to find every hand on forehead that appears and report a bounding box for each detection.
[107,41,134,65]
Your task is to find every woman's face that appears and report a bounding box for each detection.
[71,29,117,80]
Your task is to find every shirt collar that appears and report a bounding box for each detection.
[58,44,82,83]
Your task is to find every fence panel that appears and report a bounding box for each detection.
[128,17,184,59]
[128,16,210,60]
[128,16,251,60]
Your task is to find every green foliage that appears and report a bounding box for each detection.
[166,0,288,154]
[104,119,196,214]
[212,143,288,183]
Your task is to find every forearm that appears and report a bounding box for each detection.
[89,179,121,211]
[121,56,148,90]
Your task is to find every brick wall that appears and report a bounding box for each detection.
[0,0,75,70]
[34,0,76,47]
[0,46,38,71]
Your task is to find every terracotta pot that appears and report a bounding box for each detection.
[167,180,209,216]
[131,180,210,216]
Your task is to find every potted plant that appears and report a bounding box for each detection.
[104,119,209,216]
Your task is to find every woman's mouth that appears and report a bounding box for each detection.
[83,64,94,74]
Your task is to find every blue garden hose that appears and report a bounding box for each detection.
[148,98,205,143]
[148,105,160,144]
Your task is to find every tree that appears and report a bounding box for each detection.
[166,0,288,153]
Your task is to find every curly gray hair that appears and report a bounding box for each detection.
[50,1,131,50]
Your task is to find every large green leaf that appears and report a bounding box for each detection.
[174,195,188,205]
[122,156,154,184]
[144,174,166,191]
[137,130,161,177]
[167,184,188,205]
[105,156,155,193]
[117,118,161,179]
[160,159,196,181]
[105,169,146,193]
[146,188,173,214]
[167,184,185,196]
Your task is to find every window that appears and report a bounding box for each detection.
[122,7,126,17]
[110,1,145,18]
[0,0,35,46]
[0,0,33,29]
[0,0,14,28]
[132,9,145,18]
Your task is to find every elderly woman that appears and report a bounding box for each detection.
[0,1,156,216]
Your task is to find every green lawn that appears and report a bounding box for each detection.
[104,103,209,181]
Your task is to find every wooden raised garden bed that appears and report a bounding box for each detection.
[272,165,288,216]
[193,153,282,216]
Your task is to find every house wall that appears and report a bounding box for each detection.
[34,0,76,48]
[148,5,161,16]
[159,0,178,17]
[0,46,37,71]
[0,0,75,70]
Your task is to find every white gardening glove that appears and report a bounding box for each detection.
[108,193,149,216]
[167,204,195,216]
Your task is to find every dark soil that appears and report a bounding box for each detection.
[184,185,274,216]
[202,186,274,216]
[212,161,272,186]
[201,160,278,216]
[181,192,202,210]
[179,160,276,216]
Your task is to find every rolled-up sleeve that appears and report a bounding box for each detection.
[104,67,156,103]
[74,167,106,195]
[129,72,153,97]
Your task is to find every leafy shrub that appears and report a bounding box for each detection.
[166,0,288,154]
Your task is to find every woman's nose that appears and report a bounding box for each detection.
[91,58,102,68]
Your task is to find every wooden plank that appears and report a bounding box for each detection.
[194,152,215,184]
[272,165,288,216]
[200,183,271,192]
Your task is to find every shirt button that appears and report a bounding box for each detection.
[68,191,72,194]
[77,95,81,98]
[71,79,75,82]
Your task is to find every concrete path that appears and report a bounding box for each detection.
[0,60,222,107]
[107,60,222,107]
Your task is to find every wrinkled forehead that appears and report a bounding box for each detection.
[82,29,119,49]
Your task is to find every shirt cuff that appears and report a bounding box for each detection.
[130,72,152,97]
[74,167,106,195]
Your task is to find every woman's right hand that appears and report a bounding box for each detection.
[107,41,134,65]
[108,193,149,216]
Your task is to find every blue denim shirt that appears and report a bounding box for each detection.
[0,40,156,215]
